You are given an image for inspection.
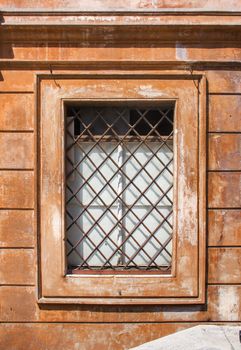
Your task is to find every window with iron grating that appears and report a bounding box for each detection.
[65,103,174,273]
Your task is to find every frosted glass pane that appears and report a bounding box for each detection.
[123,206,172,266]
[66,143,119,206]
[67,205,121,267]
[123,142,173,206]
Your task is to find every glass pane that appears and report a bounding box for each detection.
[123,142,173,206]
[123,206,172,267]
[67,205,120,267]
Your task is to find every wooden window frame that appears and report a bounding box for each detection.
[37,73,206,305]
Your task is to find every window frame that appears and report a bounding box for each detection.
[37,73,206,305]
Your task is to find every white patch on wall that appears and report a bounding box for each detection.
[135,85,164,98]
[218,287,239,321]
[176,131,197,246]
[176,42,188,61]
[51,206,62,242]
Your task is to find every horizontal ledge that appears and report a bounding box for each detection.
[207,283,241,286]
[0,284,35,287]
[2,10,241,14]
[2,322,241,325]
[208,170,241,173]
[208,131,241,133]
[0,59,241,73]
[2,22,241,27]
[208,171,241,173]
[0,208,34,210]
[0,247,34,249]
[0,207,35,210]
[208,208,241,211]
[0,168,34,171]
[207,246,241,249]
[36,72,203,79]
[1,61,241,70]
[208,93,241,96]
[208,207,241,210]
[0,91,34,94]
[0,130,34,133]
[69,269,172,276]
[38,296,205,305]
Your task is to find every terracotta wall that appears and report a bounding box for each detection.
[0,3,241,349]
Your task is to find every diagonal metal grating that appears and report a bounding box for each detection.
[65,103,174,273]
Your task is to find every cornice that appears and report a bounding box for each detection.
[1,24,241,44]
[1,10,241,44]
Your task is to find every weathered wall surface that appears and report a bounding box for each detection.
[0,3,241,349]
[0,0,241,11]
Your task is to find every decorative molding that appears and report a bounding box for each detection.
[1,12,241,44]
[37,73,206,304]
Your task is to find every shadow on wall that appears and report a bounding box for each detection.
[38,302,208,316]
[0,43,14,59]
[0,13,14,59]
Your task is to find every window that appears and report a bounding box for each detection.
[65,103,174,274]
[38,74,206,304]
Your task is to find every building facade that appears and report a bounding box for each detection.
[0,1,241,349]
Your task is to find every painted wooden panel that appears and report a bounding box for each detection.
[0,93,34,130]
[0,323,190,350]
[0,210,34,247]
[207,285,241,322]
[0,287,37,322]
[0,133,34,169]
[209,134,241,170]
[207,71,241,93]
[208,172,241,208]
[0,249,35,285]
[0,71,34,92]
[0,285,240,322]
[0,171,34,208]
[209,95,241,132]
[208,210,241,246]
[208,248,241,284]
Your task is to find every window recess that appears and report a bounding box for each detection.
[65,104,174,274]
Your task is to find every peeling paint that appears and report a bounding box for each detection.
[51,206,62,242]
[218,287,239,321]
[176,42,188,61]
[177,131,197,246]
[135,85,164,98]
